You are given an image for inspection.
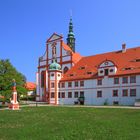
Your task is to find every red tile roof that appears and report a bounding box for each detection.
[61,46,140,81]
[62,42,72,52]
[62,42,82,63]
[25,82,36,91]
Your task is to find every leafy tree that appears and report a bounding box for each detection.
[0,59,27,102]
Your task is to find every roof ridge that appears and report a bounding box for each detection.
[83,46,140,58]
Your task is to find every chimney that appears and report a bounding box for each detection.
[122,43,126,53]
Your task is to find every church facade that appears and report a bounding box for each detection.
[36,19,140,106]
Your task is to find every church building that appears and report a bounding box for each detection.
[36,18,140,106]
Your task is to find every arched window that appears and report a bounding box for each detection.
[41,71,45,87]
[63,66,69,74]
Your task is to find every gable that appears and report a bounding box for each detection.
[47,33,63,43]
[99,60,115,68]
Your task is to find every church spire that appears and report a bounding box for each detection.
[67,18,75,52]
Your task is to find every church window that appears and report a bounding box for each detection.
[41,71,45,87]
[63,66,69,74]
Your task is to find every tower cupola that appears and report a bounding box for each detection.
[49,59,61,71]
[67,18,75,52]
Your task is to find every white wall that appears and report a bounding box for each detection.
[58,75,140,105]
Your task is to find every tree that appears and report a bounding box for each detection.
[0,59,27,102]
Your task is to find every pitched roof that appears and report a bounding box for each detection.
[62,42,72,52]
[61,46,140,81]
[47,33,63,43]
[72,52,82,64]
[25,82,36,91]
[62,42,82,63]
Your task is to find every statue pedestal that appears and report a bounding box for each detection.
[9,91,19,110]
[8,103,19,110]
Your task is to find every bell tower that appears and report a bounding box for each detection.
[67,18,75,52]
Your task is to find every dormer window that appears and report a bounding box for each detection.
[98,60,117,76]
[136,59,140,62]
[100,70,103,74]
[105,69,109,76]
[122,67,134,71]
[131,58,140,62]
[79,66,85,70]
[110,69,114,72]
[125,67,131,70]
[87,72,92,75]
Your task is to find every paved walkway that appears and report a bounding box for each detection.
[0,107,9,110]
[25,103,140,109]
[1,104,140,110]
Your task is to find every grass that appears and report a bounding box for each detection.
[0,106,140,140]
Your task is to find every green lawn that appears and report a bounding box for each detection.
[0,106,140,140]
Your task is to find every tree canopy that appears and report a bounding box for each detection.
[0,59,27,101]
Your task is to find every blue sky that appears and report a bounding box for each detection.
[0,0,140,82]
